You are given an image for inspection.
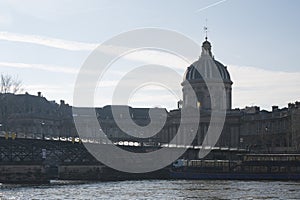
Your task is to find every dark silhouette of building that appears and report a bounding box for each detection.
[0,92,75,138]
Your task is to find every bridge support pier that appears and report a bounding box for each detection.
[0,164,49,184]
[58,164,169,181]
[58,164,106,180]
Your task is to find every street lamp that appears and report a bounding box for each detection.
[0,123,3,138]
[41,122,45,140]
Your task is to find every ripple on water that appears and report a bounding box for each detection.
[1,180,300,200]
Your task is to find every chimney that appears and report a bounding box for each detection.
[288,103,295,109]
[255,106,260,112]
[272,106,279,111]
[37,92,41,97]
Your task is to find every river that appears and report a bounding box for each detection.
[1,180,300,199]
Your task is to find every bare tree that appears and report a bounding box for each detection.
[0,74,24,94]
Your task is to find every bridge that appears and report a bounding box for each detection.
[0,131,247,184]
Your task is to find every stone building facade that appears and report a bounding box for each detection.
[239,103,300,152]
[0,92,76,138]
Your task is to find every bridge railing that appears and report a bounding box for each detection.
[0,130,247,152]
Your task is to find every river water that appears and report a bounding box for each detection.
[1,180,300,200]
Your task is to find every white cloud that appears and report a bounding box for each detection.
[0,61,78,74]
[0,31,194,67]
[123,50,191,69]
[0,31,98,51]
[228,65,300,110]
[196,0,228,13]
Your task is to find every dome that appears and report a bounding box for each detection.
[184,59,231,82]
[183,40,231,83]
[182,38,233,110]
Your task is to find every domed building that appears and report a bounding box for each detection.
[0,34,299,166]
[181,38,233,110]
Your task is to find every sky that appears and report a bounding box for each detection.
[0,0,299,111]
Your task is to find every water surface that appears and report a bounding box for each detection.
[1,180,300,200]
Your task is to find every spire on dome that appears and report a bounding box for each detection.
[202,19,212,57]
[204,26,208,41]
[204,18,208,41]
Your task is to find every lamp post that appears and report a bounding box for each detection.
[265,126,269,153]
[41,122,45,140]
[0,123,4,139]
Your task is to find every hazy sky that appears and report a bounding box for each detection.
[0,0,299,110]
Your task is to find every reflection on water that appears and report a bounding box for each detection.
[1,180,300,200]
